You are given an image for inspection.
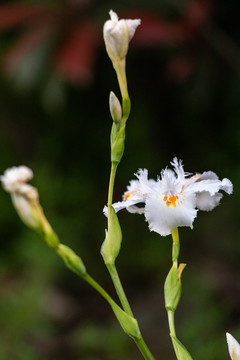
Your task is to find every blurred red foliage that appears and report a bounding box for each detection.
[0,0,212,86]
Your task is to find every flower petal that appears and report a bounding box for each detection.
[145,192,197,236]
[196,191,222,211]
[226,333,240,360]
[125,18,141,42]
[103,169,152,217]
[103,197,145,216]
[187,174,233,196]
[103,10,140,61]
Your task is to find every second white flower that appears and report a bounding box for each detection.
[105,158,233,236]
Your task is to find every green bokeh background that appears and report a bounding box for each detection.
[1,1,240,359]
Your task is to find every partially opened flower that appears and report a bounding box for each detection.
[1,166,34,193]
[105,158,233,236]
[1,166,49,232]
[103,10,141,99]
[103,10,141,62]
[226,333,240,360]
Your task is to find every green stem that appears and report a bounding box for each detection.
[105,91,155,359]
[83,273,155,360]
[83,273,114,304]
[134,337,156,360]
[107,161,134,315]
[171,228,180,264]
[113,58,129,99]
[167,310,176,336]
[107,263,133,316]
[107,162,118,206]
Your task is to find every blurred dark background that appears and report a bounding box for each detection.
[0,0,240,359]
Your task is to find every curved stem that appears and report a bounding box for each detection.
[83,272,155,360]
[107,263,133,316]
[134,337,156,360]
[83,273,114,304]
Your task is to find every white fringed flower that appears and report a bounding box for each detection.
[103,10,141,61]
[226,333,240,360]
[106,158,233,236]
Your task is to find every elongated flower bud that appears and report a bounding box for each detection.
[103,10,141,99]
[109,91,122,123]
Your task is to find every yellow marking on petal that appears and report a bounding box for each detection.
[124,191,136,200]
[163,195,179,208]
[190,174,200,180]
[232,350,238,360]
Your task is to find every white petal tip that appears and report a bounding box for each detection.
[226,332,240,360]
[103,205,108,217]
[1,166,34,193]
[109,9,118,21]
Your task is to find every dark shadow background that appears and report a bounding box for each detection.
[0,0,240,359]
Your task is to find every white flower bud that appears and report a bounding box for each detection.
[11,185,40,230]
[109,91,122,123]
[1,166,33,193]
[1,166,52,235]
[227,333,240,360]
[103,10,141,62]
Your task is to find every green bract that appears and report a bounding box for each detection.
[164,263,185,312]
[101,205,122,264]
[171,335,193,360]
[111,302,141,340]
[57,244,86,276]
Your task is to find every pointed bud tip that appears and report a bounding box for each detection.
[109,91,122,123]
[109,9,118,22]
[178,263,187,279]
[226,333,240,360]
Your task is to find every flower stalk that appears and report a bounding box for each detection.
[171,227,180,264]
[108,162,118,206]
[101,11,156,359]
[164,228,193,360]
[113,58,129,99]
[106,263,133,316]
[102,7,136,322]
